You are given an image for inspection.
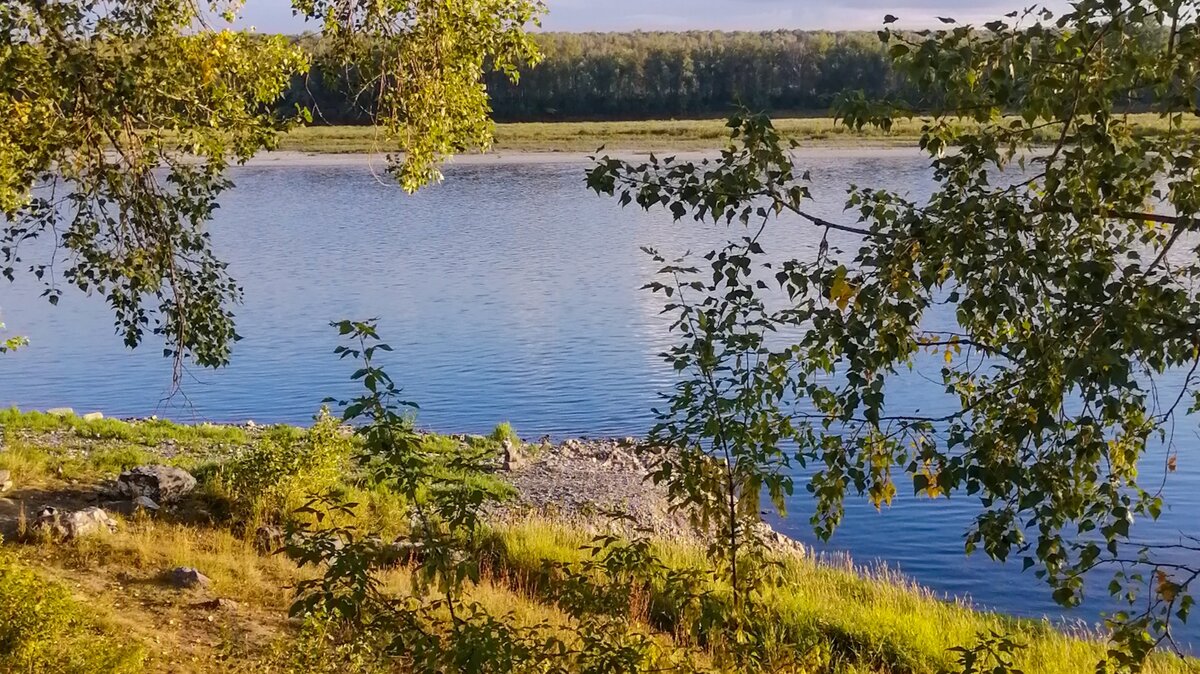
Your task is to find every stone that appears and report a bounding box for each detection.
[245,420,256,429]
[34,506,117,540]
[132,496,160,513]
[501,439,527,472]
[46,407,75,417]
[253,525,285,553]
[117,465,196,504]
[379,540,425,566]
[192,597,236,611]
[166,567,211,589]
[0,469,11,493]
[81,412,104,422]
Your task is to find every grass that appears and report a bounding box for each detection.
[484,519,1198,674]
[0,407,253,447]
[0,550,146,673]
[271,113,1200,154]
[0,409,1198,673]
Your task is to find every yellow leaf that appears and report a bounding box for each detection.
[829,268,855,311]
[1157,570,1179,602]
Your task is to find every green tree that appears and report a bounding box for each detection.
[0,0,541,377]
[589,1,1200,668]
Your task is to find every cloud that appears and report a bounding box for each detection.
[539,0,1072,31]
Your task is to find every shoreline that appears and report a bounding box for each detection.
[241,144,930,168]
[266,113,1197,157]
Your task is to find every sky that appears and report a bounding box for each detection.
[235,1,1074,34]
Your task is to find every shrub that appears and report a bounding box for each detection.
[0,551,145,673]
[215,408,353,524]
[488,421,519,446]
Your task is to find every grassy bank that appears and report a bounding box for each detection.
[273,114,1200,154]
[0,408,1196,673]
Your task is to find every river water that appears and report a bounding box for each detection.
[1,149,1196,646]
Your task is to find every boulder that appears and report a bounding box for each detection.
[46,407,74,417]
[81,412,104,422]
[166,567,211,589]
[117,465,196,504]
[34,506,116,540]
[0,469,11,493]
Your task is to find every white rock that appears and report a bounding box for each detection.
[117,465,197,504]
[46,407,74,417]
[35,506,117,539]
[0,469,11,493]
[82,412,104,422]
[502,439,527,471]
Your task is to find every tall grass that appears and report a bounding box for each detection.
[481,518,1200,674]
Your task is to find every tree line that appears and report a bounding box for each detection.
[285,30,912,123]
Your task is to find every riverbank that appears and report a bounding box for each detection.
[274,114,1200,154]
[0,408,1195,673]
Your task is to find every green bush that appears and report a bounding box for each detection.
[0,551,145,673]
[488,421,519,446]
[214,408,353,524]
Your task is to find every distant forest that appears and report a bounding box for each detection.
[283,31,911,123]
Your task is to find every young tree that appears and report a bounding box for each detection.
[0,0,541,376]
[589,1,1200,667]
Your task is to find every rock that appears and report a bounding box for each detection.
[132,496,160,513]
[192,597,237,611]
[0,469,11,493]
[253,525,286,553]
[379,540,425,566]
[34,506,116,539]
[117,465,196,504]
[166,567,211,589]
[46,407,75,417]
[501,439,527,471]
[245,420,256,429]
[81,412,104,422]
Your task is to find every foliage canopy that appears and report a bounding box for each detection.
[589,0,1200,666]
[0,0,541,375]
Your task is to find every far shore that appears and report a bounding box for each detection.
[243,144,929,168]
[267,113,1194,156]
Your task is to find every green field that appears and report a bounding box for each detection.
[274,113,1200,154]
